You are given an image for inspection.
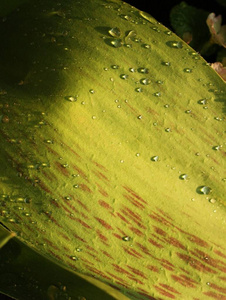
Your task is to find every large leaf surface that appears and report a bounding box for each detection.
[0,0,226,299]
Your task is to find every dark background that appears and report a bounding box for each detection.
[0,0,225,300]
[125,0,224,29]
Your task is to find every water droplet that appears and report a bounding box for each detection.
[110,39,122,48]
[24,213,31,217]
[108,27,121,38]
[156,80,164,84]
[125,43,132,48]
[135,87,143,92]
[140,78,150,85]
[89,89,95,94]
[197,186,212,195]
[165,128,171,132]
[45,139,54,144]
[129,67,135,72]
[154,92,161,97]
[62,163,69,168]
[73,184,79,188]
[120,160,124,163]
[112,65,119,69]
[133,37,141,43]
[185,110,191,114]
[151,26,160,32]
[143,44,151,49]
[198,98,207,105]
[214,117,223,121]
[121,15,132,21]
[120,74,128,80]
[179,174,188,180]
[169,41,183,48]
[65,96,77,102]
[162,62,171,66]
[8,218,16,223]
[70,256,78,261]
[138,67,149,74]
[65,196,71,200]
[41,163,49,167]
[153,122,158,126]
[184,68,192,73]
[151,156,159,161]
[137,115,142,120]
[136,153,140,157]
[92,115,96,119]
[212,145,221,151]
[209,198,216,204]
[165,30,172,35]
[122,236,131,241]
[76,247,82,252]
[164,104,169,108]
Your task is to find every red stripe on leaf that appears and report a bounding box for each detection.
[95,217,113,230]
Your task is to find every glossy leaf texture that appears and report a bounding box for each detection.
[0,0,226,299]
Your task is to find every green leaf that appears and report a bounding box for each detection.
[0,0,225,299]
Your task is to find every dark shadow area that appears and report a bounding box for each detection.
[0,1,72,96]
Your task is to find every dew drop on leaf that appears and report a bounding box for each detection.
[108,27,121,38]
[169,41,183,48]
[122,236,131,241]
[140,78,150,85]
[184,68,192,73]
[111,64,119,69]
[162,61,171,66]
[156,80,164,84]
[70,256,78,261]
[212,145,221,150]
[165,30,172,35]
[151,156,159,161]
[197,186,212,195]
[65,96,77,102]
[110,39,122,48]
[120,74,128,79]
[138,67,149,74]
[209,198,216,204]
[45,139,54,144]
[198,98,207,105]
[179,174,188,180]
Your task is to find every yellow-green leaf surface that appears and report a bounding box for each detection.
[0,0,225,299]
